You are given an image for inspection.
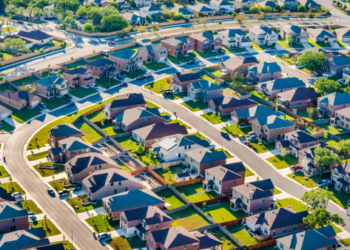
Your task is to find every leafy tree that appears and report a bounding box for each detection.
[151,25,161,34]
[308,13,314,19]
[230,71,244,91]
[281,148,286,159]
[301,188,334,211]
[262,6,271,12]
[101,14,129,32]
[54,0,80,13]
[287,35,293,45]
[314,78,341,96]
[3,38,29,55]
[338,139,350,155]
[135,143,145,156]
[307,107,317,119]
[250,5,260,13]
[314,147,339,176]
[149,150,155,161]
[5,5,17,18]
[324,131,328,139]
[296,51,326,72]
[303,207,345,229]
[83,23,94,32]
[275,4,281,11]
[145,15,151,23]
[64,16,77,29]
[162,165,169,172]
[117,29,130,40]
[138,27,147,36]
[298,5,306,11]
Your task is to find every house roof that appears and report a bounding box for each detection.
[250,26,275,36]
[223,56,258,71]
[299,47,331,55]
[110,49,139,60]
[189,32,215,42]
[211,96,257,109]
[151,227,200,248]
[133,123,188,141]
[191,231,223,249]
[259,0,276,8]
[298,0,321,7]
[114,107,165,126]
[233,179,274,200]
[335,28,350,37]
[65,67,90,75]
[255,115,295,129]
[190,79,222,91]
[205,162,246,181]
[185,148,226,163]
[280,25,302,34]
[277,226,337,250]
[140,5,162,11]
[276,87,320,102]
[187,4,214,13]
[318,92,350,106]
[0,105,11,116]
[123,205,172,224]
[218,29,246,38]
[58,137,100,153]
[35,244,65,250]
[105,93,146,109]
[0,228,50,250]
[234,105,280,119]
[0,187,16,202]
[0,35,33,45]
[248,62,281,74]
[284,130,319,144]
[35,75,67,86]
[299,144,332,161]
[174,71,201,82]
[121,13,145,23]
[87,58,114,67]
[329,55,350,66]
[212,0,234,6]
[162,36,190,46]
[170,6,193,15]
[0,201,28,221]
[0,90,40,103]
[308,28,335,38]
[139,44,166,53]
[50,123,81,138]
[335,106,350,118]
[335,162,350,175]
[102,189,165,212]
[17,30,52,41]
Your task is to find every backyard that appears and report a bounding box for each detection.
[176,183,217,203]
[317,123,347,135]
[115,159,132,173]
[202,200,245,223]
[98,123,124,136]
[0,82,16,93]
[108,236,146,250]
[156,188,186,210]
[208,228,240,250]
[197,72,217,83]
[85,214,120,233]
[145,77,172,94]
[115,137,138,151]
[32,219,61,236]
[74,119,104,143]
[227,224,258,246]
[11,76,39,93]
[287,172,331,188]
[87,110,104,123]
[66,197,101,213]
[297,110,326,122]
[222,124,252,136]
[170,206,212,230]
[266,155,298,169]
[180,100,208,112]
[153,165,183,184]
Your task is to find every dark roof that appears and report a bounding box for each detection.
[308,28,335,38]
[110,49,139,60]
[284,130,319,144]
[140,5,162,11]
[211,96,257,109]
[0,201,28,220]
[330,55,350,66]
[121,13,145,23]
[276,87,320,101]
[190,79,222,91]
[35,75,67,86]
[187,4,215,13]
[105,93,146,109]
[35,244,65,250]
[299,47,331,55]
[191,231,223,249]
[151,227,200,248]
[174,71,201,82]
[50,123,81,137]
[17,30,52,40]
[114,107,164,126]
[0,35,33,44]
[0,90,39,103]
[335,162,350,175]
[298,0,321,8]
[87,58,114,67]
[186,148,226,163]
[64,67,90,75]
[318,92,350,106]
[248,62,281,74]
[162,37,190,46]
[258,78,306,91]
[205,162,246,181]
[234,105,280,119]
[0,228,49,250]
[233,179,274,200]
[66,153,118,174]
[223,56,258,71]
[0,187,16,202]
[133,123,188,141]
[250,26,275,35]
[335,28,350,37]
[259,0,276,8]
[218,29,246,38]
[214,0,234,6]
[189,32,215,42]
[170,6,193,15]
[255,115,295,129]
[281,26,302,34]
[123,206,172,224]
[59,137,100,152]
[335,106,350,118]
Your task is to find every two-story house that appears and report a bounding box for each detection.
[280,26,308,44]
[308,28,336,43]
[34,75,69,99]
[222,56,259,76]
[189,32,222,52]
[331,106,350,130]
[161,37,195,57]
[258,0,277,10]
[276,87,320,108]
[332,163,350,193]
[82,168,141,200]
[203,162,246,195]
[0,228,50,250]
[217,29,251,49]
[256,78,306,96]
[86,58,117,78]
[278,0,298,9]
[252,115,295,142]
[209,0,235,14]
[0,201,29,234]
[235,0,255,9]
[247,62,282,84]
[0,90,41,110]
[335,27,350,42]
[170,6,195,18]
[230,179,275,214]
[120,206,172,240]
[139,6,163,18]
[187,79,223,102]
[298,0,321,9]
[49,123,82,147]
[317,92,350,117]
[121,13,145,25]
[249,27,278,46]
[17,30,53,46]
[324,55,350,77]
[171,70,201,92]
[64,67,95,88]
[186,4,215,15]
[138,44,168,63]
[232,105,282,124]
[109,49,143,72]
[208,96,258,115]
[104,93,146,119]
[134,0,151,7]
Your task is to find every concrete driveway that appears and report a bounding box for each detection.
[331,41,340,48]
[301,42,312,49]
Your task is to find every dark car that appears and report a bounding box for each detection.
[17,21,24,24]
[64,94,72,99]
[187,60,195,65]
[39,103,46,109]
[221,131,229,138]
[162,89,173,97]
[37,106,43,111]
[58,189,70,196]
[72,187,82,192]
[66,102,75,107]
[136,75,145,80]
[218,49,225,55]
[47,189,55,196]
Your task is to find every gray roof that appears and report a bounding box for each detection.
[280,25,302,34]
[50,123,81,137]
[162,36,190,46]
[335,28,350,37]
[298,0,321,7]
[0,187,15,202]
[189,79,222,91]
[234,105,281,119]
[151,227,200,248]
[335,106,350,118]
[139,44,166,53]
[329,55,350,66]
[185,148,226,163]
[335,162,350,176]
[191,231,223,249]
[121,13,145,23]
[170,6,193,15]
[308,28,335,38]
[140,5,162,11]
[233,179,274,200]
[65,67,90,75]
[255,115,294,129]
[211,96,257,109]
[189,32,215,42]
[299,47,331,55]
[284,130,319,144]
[0,90,40,103]
[205,162,246,181]
[248,62,281,74]
[174,70,201,82]
[223,56,258,71]
[276,87,320,102]
[105,93,146,109]
[123,205,172,224]
[133,123,188,141]
[258,0,276,8]
[250,26,276,36]
[87,58,114,67]
[66,153,118,174]
[318,92,350,106]
[0,105,11,116]
[58,137,100,153]
[218,29,247,38]
[110,49,140,60]
[212,0,234,6]
[102,189,165,212]
[35,75,68,87]
[0,228,49,250]
[114,107,165,126]
[258,77,306,91]
[0,201,28,221]
[17,30,52,40]
[187,4,214,13]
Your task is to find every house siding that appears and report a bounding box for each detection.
[0,216,29,234]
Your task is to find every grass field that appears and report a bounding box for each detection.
[156,188,186,209]
[222,124,252,136]
[180,100,208,112]
[170,206,212,230]
[227,224,258,246]
[275,198,307,212]
[69,86,98,98]
[176,183,217,203]
[74,120,104,143]
[0,182,26,194]
[33,162,65,177]
[287,171,331,188]
[202,200,245,223]
[85,214,120,233]
[143,61,169,71]
[115,137,138,151]
[40,97,71,110]
[145,77,172,94]
[200,112,231,125]
[0,166,10,178]
[153,165,183,184]
[21,200,43,214]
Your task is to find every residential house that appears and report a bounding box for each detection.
[170,6,195,18]
[252,115,295,142]
[104,93,146,119]
[63,67,95,88]
[335,28,350,42]
[187,79,223,102]
[0,187,16,203]
[230,179,275,214]
[222,56,259,76]
[235,0,255,9]
[49,137,101,163]
[171,70,201,92]
[0,105,11,120]
[189,32,223,52]
[0,35,34,49]
[276,226,338,250]
[231,105,282,123]
[278,0,298,9]
[256,78,306,96]
[120,206,172,240]
[325,55,350,77]
[49,123,82,147]
[0,201,29,234]
[331,106,350,130]
[296,47,337,59]
[161,37,195,58]
[34,75,69,99]
[147,227,222,250]
[258,0,277,10]
[298,0,321,10]
[102,189,165,220]
[82,168,141,201]
[317,92,350,117]
[134,0,151,7]
[86,58,117,78]
[43,4,55,19]
[249,27,278,46]
[276,87,320,108]
[0,90,41,110]
[332,163,350,193]
[208,96,258,115]
[0,228,50,250]
[152,134,211,162]
[17,30,52,46]
[65,153,120,182]
[203,162,246,195]
[113,107,168,132]
[308,28,336,43]
[280,26,308,43]
[133,123,188,149]
[247,62,282,84]
[138,44,168,63]
[209,0,235,14]
[245,208,308,239]
[109,49,143,72]
[186,4,215,15]
[343,66,350,81]
[121,13,145,25]
[139,6,163,18]
[217,29,251,48]
[183,148,227,175]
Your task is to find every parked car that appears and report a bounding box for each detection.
[217,48,225,55]
[241,51,250,55]
[221,131,229,139]
[144,72,152,77]
[58,189,70,196]
[187,60,195,65]
[140,66,148,72]
[120,81,128,86]
[210,144,215,150]
[290,165,303,171]
[17,21,24,24]
[47,189,55,196]
[98,232,111,240]
[88,83,98,89]
[136,75,145,80]
[162,89,173,97]
[64,94,72,99]
[12,192,22,198]
[198,62,205,66]
[249,135,258,141]
[215,55,223,59]
[39,103,46,109]
[29,215,37,221]
[107,41,115,45]
[36,106,43,111]
[66,102,75,107]
[316,180,331,188]
[28,212,34,215]
[72,187,82,192]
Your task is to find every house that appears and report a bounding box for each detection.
[82,168,141,201]
[325,55,350,77]
[257,0,277,10]
[235,0,255,9]
[186,4,215,15]
[247,62,282,84]
[0,90,41,110]
[183,148,227,175]
[276,87,320,108]
[252,115,295,142]
[35,244,66,250]
[331,106,350,130]
[86,58,117,78]
[139,6,163,18]
[0,228,50,250]
[298,0,321,9]
[65,152,120,182]
[147,227,222,250]
[208,96,258,115]
[170,6,195,18]
[276,226,338,250]
[0,35,34,48]
[222,56,259,76]
[249,27,278,46]
[43,4,55,19]
[217,29,251,49]
[245,208,308,239]
[161,37,195,58]
[230,179,275,214]
[317,92,350,117]
[296,47,336,59]
[132,123,188,148]
[152,134,211,162]
[203,162,246,195]
[134,0,151,7]
[0,201,29,234]
[256,78,306,96]
[171,70,201,92]
[0,105,11,120]
[174,172,191,182]
[332,162,350,193]
[335,28,350,42]
[343,66,350,81]
[231,105,282,123]
[121,13,145,25]
[34,76,69,99]
[189,32,222,52]
[109,49,143,72]
[102,189,165,220]
[63,67,95,88]
[138,44,168,63]
[17,30,52,46]
[49,123,82,147]
[120,206,172,240]
[278,0,298,9]
[187,79,223,102]
[209,0,235,14]
[280,26,308,43]
[0,187,16,203]
[104,93,146,119]
[113,107,168,132]
[308,29,336,43]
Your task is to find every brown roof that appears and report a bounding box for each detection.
[223,56,259,71]
[132,123,188,140]
[276,87,320,102]
[0,90,40,103]
[0,105,11,116]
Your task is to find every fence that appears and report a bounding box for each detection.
[193,195,229,207]
[248,239,276,249]
[164,203,192,215]
[111,132,132,139]
[219,218,244,227]
[131,166,168,185]
[171,177,203,187]
[203,68,225,85]
[82,116,108,137]
[149,160,183,170]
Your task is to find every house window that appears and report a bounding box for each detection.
[72,150,76,154]
[273,230,276,235]
[280,243,283,248]
[156,224,158,228]
[293,225,296,230]
[262,198,265,202]
[125,187,128,191]
[334,169,338,176]
[119,182,121,185]
[95,166,97,169]
[234,190,237,194]
[283,227,286,232]
[12,218,15,222]
[241,195,243,199]
[150,239,153,244]
[111,183,114,186]
[247,199,249,203]
[184,245,187,250]
[259,205,262,210]
[210,162,212,165]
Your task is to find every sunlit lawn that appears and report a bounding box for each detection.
[156,188,186,209]
[170,206,211,230]
[176,183,217,203]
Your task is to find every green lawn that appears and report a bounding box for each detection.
[297,110,325,122]
[329,188,350,209]
[140,153,162,166]
[66,61,87,70]
[48,178,70,191]
[308,37,331,48]
[167,92,187,100]
[227,224,258,246]
[95,77,121,89]
[145,77,172,94]
[287,171,331,188]
[0,83,16,93]
[168,55,194,65]
[12,76,39,93]
[169,120,189,129]
[197,72,217,83]
[53,241,76,250]
[0,52,14,61]
[86,110,104,123]
[122,70,144,79]
[177,183,217,203]
[247,89,268,99]
[66,197,101,213]
[181,100,208,112]
[317,123,347,135]
[339,238,350,246]
[207,228,240,250]
[275,55,296,66]
[223,46,247,54]
[74,119,104,143]
[200,112,231,124]
[277,40,304,49]
[153,165,183,184]
[98,124,123,136]
[115,137,138,151]
[32,219,61,236]
[1,27,17,33]
[33,162,65,177]
[274,188,282,195]
[0,166,10,178]
[27,151,48,161]
[337,38,347,48]
[275,198,307,212]
[222,124,252,136]
[143,61,169,71]
[170,206,211,230]
[109,236,146,250]
[146,100,160,109]
[40,97,71,110]
[85,214,120,233]
[194,49,218,59]
[115,159,132,173]
[0,182,26,194]
[69,86,97,99]
[21,200,43,214]
[88,55,107,61]
[202,200,245,223]
[249,142,276,154]
[251,42,275,51]
[156,188,186,209]
[266,155,298,169]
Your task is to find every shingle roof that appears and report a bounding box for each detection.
[299,47,331,55]
[248,62,281,74]
[133,123,188,141]
[110,49,139,60]
[185,148,226,163]
[330,55,350,66]
[280,25,302,34]
[308,28,335,38]
[189,32,215,42]
[234,105,281,119]
[36,243,65,250]
[58,137,100,152]
[0,201,28,221]
[191,231,223,249]
[335,28,350,37]
[35,75,67,86]
[139,44,166,52]
[335,106,350,118]
[140,5,162,11]
[276,87,320,102]
[211,96,257,109]
[0,228,49,250]
[17,30,52,40]
[0,90,40,103]
[170,6,193,15]
[0,105,11,116]
[284,130,319,144]
[250,26,275,36]
[335,162,350,175]
[187,4,214,13]
[213,0,234,6]
[233,179,274,200]
[223,56,258,71]
[174,71,201,82]
[298,0,320,7]
[121,13,145,23]
[255,115,294,129]
[162,36,190,46]
[87,58,114,67]
[205,162,246,181]
[151,227,200,248]
[259,0,276,8]
[64,67,90,75]
[318,92,350,106]
[190,79,222,91]
[105,93,146,109]
[66,153,118,174]
[123,205,172,224]
[258,77,306,91]
[218,29,246,38]
[50,123,81,137]
[114,107,165,126]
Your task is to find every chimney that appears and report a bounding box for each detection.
[160,214,163,222]
[204,230,208,235]
[267,66,269,72]
[249,190,254,200]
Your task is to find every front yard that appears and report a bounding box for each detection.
[33,162,65,177]
[202,200,245,223]
[287,172,331,188]
[108,236,146,250]
[222,124,252,136]
[251,42,275,51]
[200,112,230,125]
[176,183,217,203]
[275,198,307,212]
[275,55,296,66]
[153,165,183,184]
[123,70,145,79]
[167,55,194,65]
[145,77,172,94]
[266,155,298,169]
[330,188,350,209]
[21,200,43,214]
[69,86,97,99]
[194,49,218,59]
[277,40,304,49]
[27,151,48,161]
[308,37,331,48]
[95,77,121,89]
[74,119,104,143]
[85,214,120,233]
[40,97,71,110]
[227,224,258,246]
[167,92,187,100]
[156,188,186,209]
[223,46,247,54]
[66,197,101,213]
[170,206,211,230]
[180,100,208,112]
[0,182,26,194]
[32,219,61,236]
[48,178,71,191]
[0,166,10,178]
[249,142,275,154]
[143,61,169,71]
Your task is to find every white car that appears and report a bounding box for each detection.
[12,192,22,198]
[241,51,250,55]
[198,62,205,66]
[88,83,98,89]
[98,232,111,240]
[144,72,152,77]
[215,55,222,59]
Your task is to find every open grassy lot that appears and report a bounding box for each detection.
[0,182,26,194]
[0,82,16,93]
[95,77,121,89]
[180,100,208,112]
[21,200,43,214]
[33,162,65,177]
[247,89,268,99]
[27,151,48,161]
[66,197,101,213]
[317,123,347,135]
[222,124,252,136]
[12,76,39,93]
[85,214,120,233]
[32,219,61,236]
[153,165,183,184]
[275,198,307,212]
[0,166,10,178]
[40,97,71,110]
[176,183,217,203]
[202,200,245,223]
[168,55,194,65]
[227,224,258,246]
[53,241,76,250]
[208,228,240,250]
[249,142,276,154]
[145,77,172,94]
[194,49,218,59]
[170,206,211,230]
[200,112,230,124]
[143,61,169,71]
[69,86,97,99]
[287,172,331,188]
[66,61,87,70]
[156,188,186,209]
[266,155,298,169]
[115,137,138,151]
[75,119,104,143]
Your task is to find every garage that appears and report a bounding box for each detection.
[158,57,166,62]
[0,105,12,119]
[31,100,40,107]
[343,37,350,42]
[231,116,238,123]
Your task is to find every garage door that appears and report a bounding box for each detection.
[343,37,350,41]
[159,57,166,62]
[31,101,39,107]
[231,116,238,123]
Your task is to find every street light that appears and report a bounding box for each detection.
[71,227,78,247]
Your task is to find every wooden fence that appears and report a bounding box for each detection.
[248,239,276,249]
[131,166,168,185]
[149,160,183,170]
[171,177,204,187]
[82,105,104,117]
[193,195,229,207]
[219,218,244,227]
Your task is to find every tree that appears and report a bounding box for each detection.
[5,5,17,18]
[298,5,306,11]
[313,147,339,176]
[230,71,244,91]
[324,131,328,139]
[275,4,282,11]
[162,165,169,172]
[83,22,94,32]
[281,148,286,159]
[149,150,155,161]
[101,14,129,32]
[3,38,29,55]
[308,13,314,20]
[54,0,80,13]
[338,139,350,155]
[138,27,147,36]
[303,207,345,229]
[151,25,161,34]
[145,15,151,23]
[286,35,293,45]
[307,107,318,120]
[262,6,271,12]
[250,5,260,13]
[117,29,130,40]
[314,78,341,96]
[64,16,77,29]
[301,188,334,210]
[135,143,145,155]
